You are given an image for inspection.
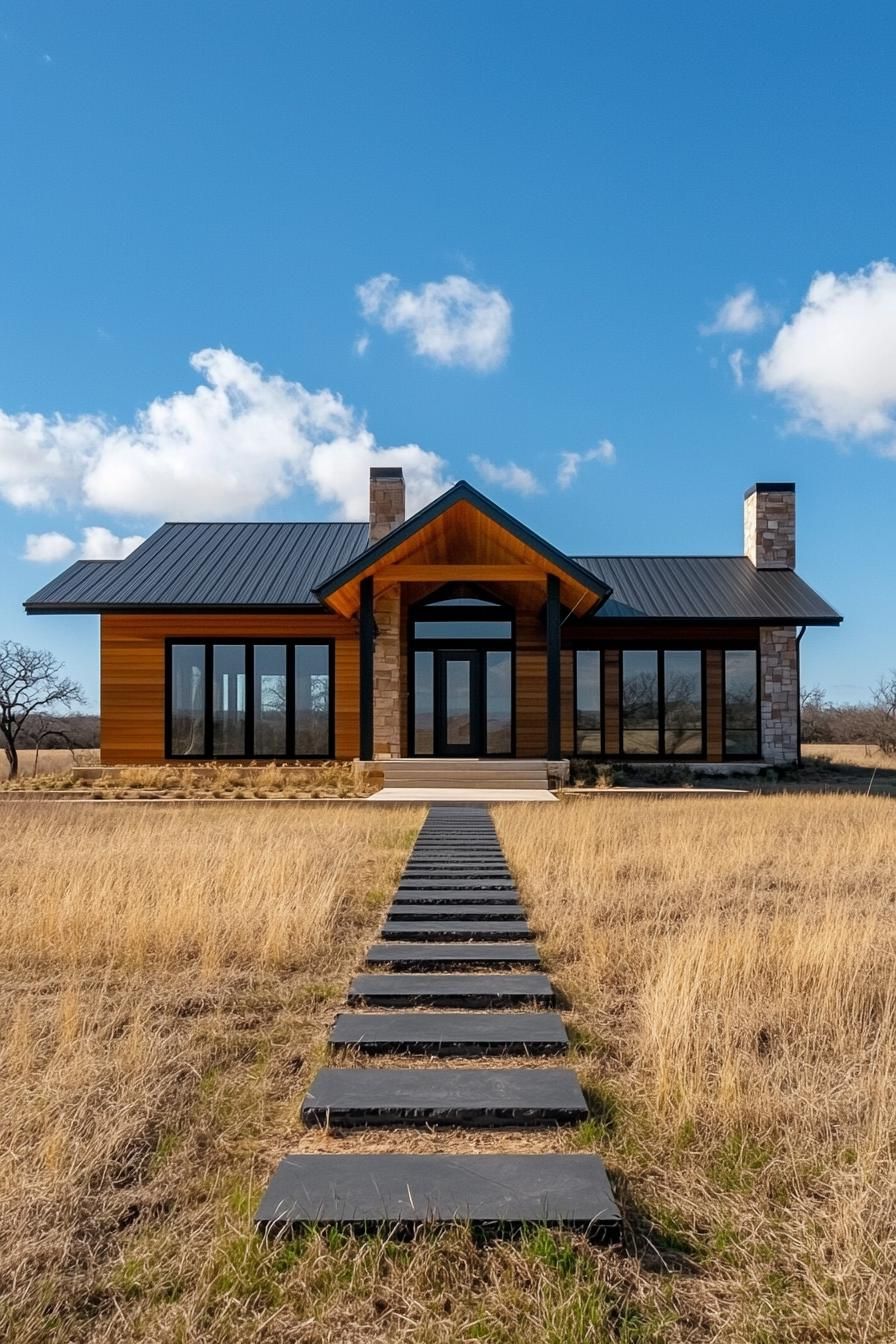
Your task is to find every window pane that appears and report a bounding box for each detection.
[213,645,246,756]
[445,658,472,746]
[622,650,659,753]
[295,645,330,756]
[664,650,703,754]
[575,650,601,753]
[414,651,434,755]
[414,620,511,640]
[725,650,758,755]
[253,644,286,756]
[426,597,499,607]
[170,644,205,756]
[486,650,512,753]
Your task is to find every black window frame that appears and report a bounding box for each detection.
[165,638,335,760]
[573,647,604,756]
[619,648,706,761]
[407,587,516,758]
[721,647,762,760]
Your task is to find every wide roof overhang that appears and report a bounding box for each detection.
[314,481,613,619]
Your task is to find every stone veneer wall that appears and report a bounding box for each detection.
[759,626,799,764]
[372,586,402,757]
[744,488,796,569]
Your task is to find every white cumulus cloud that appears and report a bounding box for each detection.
[469,455,540,495]
[556,439,616,488]
[23,531,76,563]
[758,261,896,449]
[701,286,772,336]
[357,273,511,371]
[0,348,452,523]
[23,528,146,562]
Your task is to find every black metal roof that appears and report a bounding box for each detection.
[572,555,840,624]
[24,514,841,626]
[24,522,370,611]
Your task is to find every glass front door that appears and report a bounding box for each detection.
[435,650,479,756]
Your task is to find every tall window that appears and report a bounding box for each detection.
[663,650,703,754]
[622,650,660,754]
[621,649,705,757]
[295,644,330,756]
[414,651,434,755]
[170,644,205,756]
[213,645,246,756]
[724,650,759,756]
[253,645,287,756]
[574,650,601,753]
[485,650,513,753]
[167,641,332,759]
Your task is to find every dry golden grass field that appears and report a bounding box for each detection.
[1,795,894,1343]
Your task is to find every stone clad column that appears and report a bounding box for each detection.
[744,483,799,765]
[373,586,402,757]
[368,467,406,758]
[759,626,798,765]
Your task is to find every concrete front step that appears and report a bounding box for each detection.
[347,972,556,1008]
[300,1066,588,1127]
[328,1011,569,1056]
[255,1154,620,1233]
[381,920,533,942]
[366,942,541,968]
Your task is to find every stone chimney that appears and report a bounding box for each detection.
[369,467,406,544]
[744,482,796,569]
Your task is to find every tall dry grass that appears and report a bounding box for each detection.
[495,794,896,1342]
[0,802,422,1343]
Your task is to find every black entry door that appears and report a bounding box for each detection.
[435,650,480,756]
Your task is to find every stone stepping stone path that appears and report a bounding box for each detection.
[347,972,556,1007]
[329,1010,569,1056]
[255,804,619,1234]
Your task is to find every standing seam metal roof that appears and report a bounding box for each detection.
[24,524,842,623]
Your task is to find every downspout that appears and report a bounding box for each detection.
[795,625,807,766]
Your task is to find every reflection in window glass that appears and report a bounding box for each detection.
[414,620,512,640]
[664,650,703,754]
[725,650,758,755]
[486,650,512,753]
[414,651,434,755]
[295,645,330,756]
[445,658,472,746]
[253,645,287,756]
[171,644,205,756]
[622,650,659,754]
[213,645,246,756]
[575,650,601,753]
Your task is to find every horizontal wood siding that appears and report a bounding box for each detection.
[602,649,621,754]
[705,648,724,761]
[100,613,359,764]
[515,613,547,757]
[560,649,574,755]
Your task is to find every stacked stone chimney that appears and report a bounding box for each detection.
[369,467,406,543]
[744,482,799,765]
[368,467,405,757]
[744,482,795,569]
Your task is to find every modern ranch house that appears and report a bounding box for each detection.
[25,472,840,777]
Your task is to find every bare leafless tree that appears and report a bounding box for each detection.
[871,670,896,754]
[0,642,84,780]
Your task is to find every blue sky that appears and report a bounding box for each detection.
[2,1,895,709]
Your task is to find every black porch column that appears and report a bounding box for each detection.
[359,576,374,760]
[546,573,561,758]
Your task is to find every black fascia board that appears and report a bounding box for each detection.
[313,480,613,609]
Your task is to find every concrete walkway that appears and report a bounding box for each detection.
[367,786,557,803]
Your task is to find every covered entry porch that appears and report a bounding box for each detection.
[315,481,611,761]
